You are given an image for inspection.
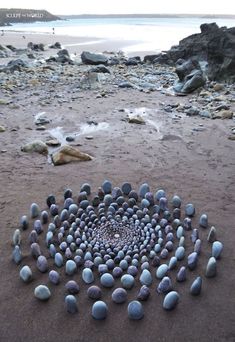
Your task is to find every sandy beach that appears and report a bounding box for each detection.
[0,30,235,342]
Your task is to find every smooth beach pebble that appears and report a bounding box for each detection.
[212,241,223,259]
[80,183,91,195]
[34,285,51,301]
[185,203,195,217]
[190,276,202,295]
[157,276,173,294]
[128,300,144,320]
[30,203,40,218]
[49,270,60,285]
[112,288,127,304]
[36,255,48,273]
[121,182,132,195]
[20,215,29,230]
[156,264,168,279]
[163,291,179,310]
[82,268,94,284]
[171,195,181,208]
[187,252,198,270]
[102,180,112,194]
[65,280,80,294]
[139,269,152,286]
[176,266,186,282]
[20,265,33,283]
[139,183,150,198]
[12,245,22,265]
[12,229,21,246]
[121,274,135,289]
[65,295,78,314]
[87,285,102,300]
[137,285,150,301]
[92,301,108,320]
[168,257,177,270]
[100,273,114,288]
[65,260,77,276]
[199,214,208,228]
[31,242,41,259]
[205,257,217,277]
[54,252,63,267]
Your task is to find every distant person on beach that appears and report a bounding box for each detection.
[1,30,4,36]
[52,27,55,35]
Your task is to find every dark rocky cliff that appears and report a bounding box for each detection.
[0,8,60,26]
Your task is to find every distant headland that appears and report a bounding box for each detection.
[60,13,235,19]
[0,8,60,26]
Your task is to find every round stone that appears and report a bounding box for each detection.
[36,255,48,273]
[205,257,217,278]
[92,301,108,320]
[137,285,150,301]
[100,273,114,288]
[54,252,63,267]
[156,264,168,279]
[163,291,179,310]
[128,300,144,320]
[112,267,123,278]
[121,274,135,289]
[139,183,150,198]
[87,285,102,300]
[121,182,132,195]
[171,195,181,208]
[49,270,60,285]
[102,180,112,194]
[65,280,80,294]
[185,203,195,217]
[30,203,40,218]
[157,276,172,294]
[199,214,208,228]
[34,285,51,301]
[112,288,127,304]
[190,276,202,295]
[175,246,185,260]
[20,265,32,283]
[212,241,223,259]
[80,183,91,195]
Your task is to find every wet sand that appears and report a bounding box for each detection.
[0,33,235,342]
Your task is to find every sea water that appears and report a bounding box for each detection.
[2,16,235,53]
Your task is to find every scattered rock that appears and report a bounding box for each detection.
[34,285,51,301]
[51,145,92,165]
[21,140,48,155]
[128,300,144,320]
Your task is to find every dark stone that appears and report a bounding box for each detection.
[81,51,108,65]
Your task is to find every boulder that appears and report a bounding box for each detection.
[173,59,206,94]
[21,140,48,155]
[51,145,92,165]
[81,51,108,65]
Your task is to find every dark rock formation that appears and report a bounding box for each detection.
[147,22,235,81]
[81,51,108,65]
[27,42,45,51]
[173,59,206,93]
[0,8,60,25]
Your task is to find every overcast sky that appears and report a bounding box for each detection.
[1,0,235,15]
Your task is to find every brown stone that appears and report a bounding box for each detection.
[51,145,92,165]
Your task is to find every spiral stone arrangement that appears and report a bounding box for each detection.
[12,180,223,319]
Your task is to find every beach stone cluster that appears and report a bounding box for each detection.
[11,180,223,319]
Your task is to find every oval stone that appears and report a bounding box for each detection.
[112,288,127,304]
[156,264,168,279]
[163,291,179,310]
[139,269,152,286]
[100,273,114,288]
[190,276,202,295]
[49,270,60,285]
[36,255,48,273]
[66,260,77,276]
[87,285,102,300]
[128,300,144,320]
[34,285,51,301]
[92,301,108,320]
[212,241,223,259]
[82,268,94,284]
[65,280,80,294]
[137,285,150,301]
[205,257,217,277]
[20,265,32,283]
[65,295,78,314]
[121,274,135,289]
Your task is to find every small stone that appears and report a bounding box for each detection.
[185,203,195,217]
[139,183,150,198]
[0,125,6,132]
[163,291,179,310]
[168,256,177,270]
[34,285,51,301]
[176,266,186,282]
[30,203,40,218]
[92,301,108,320]
[207,226,217,243]
[121,274,135,289]
[65,260,77,276]
[121,182,132,195]
[49,270,60,285]
[128,300,144,320]
[54,252,63,267]
[82,268,94,284]
[137,285,150,301]
[187,252,198,270]
[157,276,172,294]
[87,285,102,299]
[36,255,48,273]
[31,243,41,259]
[80,183,91,195]
[199,214,208,228]
[139,269,152,286]
[65,295,78,314]
[112,266,123,278]
[102,180,112,194]
[206,257,217,277]
[12,229,21,246]
[190,276,202,295]
[155,189,166,201]
[194,239,202,254]
[65,280,80,294]
[156,264,168,279]
[100,273,114,288]
[20,215,29,230]
[21,140,48,155]
[20,265,33,283]
[171,195,181,208]
[212,241,223,259]
[191,229,199,243]
[12,245,22,264]
[112,288,127,304]
[175,248,185,263]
